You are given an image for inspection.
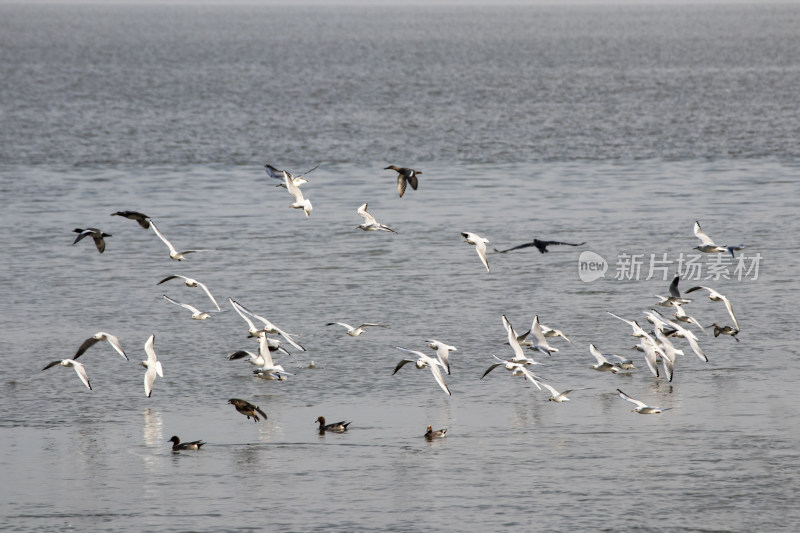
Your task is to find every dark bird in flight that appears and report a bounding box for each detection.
[228,398,268,422]
[72,228,112,253]
[111,210,151,229]
[385,165,421,198]
[493,238,586,254]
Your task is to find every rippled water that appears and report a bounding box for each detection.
[2,4,800,533]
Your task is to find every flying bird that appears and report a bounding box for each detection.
[41,359,92,390]
[141,334,163,398]
[228,398,268,422]
[162,294,213,320]
[150,220,212,261]
[111,210,150,229]
[493,238,585,254]
[655,275,692,307]
[74,332,128,361]
[385,165,421,198]
[461,232,490,272]
[588,343,621,373]
[711,323,740,342]
[685,285,740,331]
[693,221,744,258]
[356,203,396,233]
[480,355,543,389]
[265,163,319,188]
[229,298,306,351]
[283,171,313,218]
[425,339,457,375]
[326,322,387,337]
[616,389,671,414]
[72,228,111,253]
[157,274,220,311]
[393,347,451,396]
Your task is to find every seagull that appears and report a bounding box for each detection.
[157,275,221,311]
[150,220,212,261]
[283,171,312,218]
[480,355,543,389]
[635,338,661,378]
[461,232,490,272]
[111,210,150,229]
[169,436,205,451]
[326,322,387,337]
[162,294,213,320]
[229,298,305,351]
[607,312,658,345]
[41,359,92,390]
[316,416,351,433]
[425,339,457,375]
[541,383,586,403]
[605,352,636,370]
[654,329,676,382]
[523,315,557,355]
[588,344,621,373]
[538,324,572,343]
[711,323,740,342]
[493,238,586,254]
[356,203,396,233]
[385,165,421,198]
[74,332,128,361]
[265,163,319,188]
[655,275,692,307]
[141,334,163,398]
[227,332,289,375]
[685,285,740,331]
[72,228,111,253]
[616,389,671,414]
[672,303,707,334]
[693,221,744,258]
[643,309,707,363]
[392,347,451,396]
[425,426,447,439]
[502,315,542,365]
[228,398,268,423]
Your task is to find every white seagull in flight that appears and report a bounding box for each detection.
[162,294,213,320]
[693,221,744,258]
[326,322,387,337]
[74,332,128,360]
[150,220,213,261]
[356,203,396,233]
[461,232,490,272]
[617,388,671,414]
[42,359,92,390]
[684,285,740,331]
[392,346,451,396]
[283,171,313,218]
[157,275,221,311]
[229,298,306,351]
[141,334,164,398]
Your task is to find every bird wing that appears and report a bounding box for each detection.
[71,361,92,390]
[693,221,715,245]
[529,315,552,353]
[103,333,128,360]
[72,229,92,245]
[480,362,504,379]
[157,275,182,285]
[144,365,156,397]
[195,280,221,311]
[397,175,407,197]
[407,173,418,191]
[357,203,377,225]
[668,275,681,298]
[149,221,178,255]
[589,344,608,365]
[284,172,305,202]
[428,361,451,395]
[264,164,288,180]
[230,298,258,331]
[163,294,201,315]
[144,335,157,366]
[42,360,63,371]
[502,315,525,360]
[517,366,542,390]
[617,389,647,408]
[492,242,537,254]
[92,234,107,253]
[257,333,276,368]
[541,382,560,396]
[721,295,740,330]
[74,337,100,359]
[475,239,490,272]
[392,359,416,375]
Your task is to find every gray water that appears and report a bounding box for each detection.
[2,4,800,533]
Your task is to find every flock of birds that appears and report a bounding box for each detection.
[52,163,744,450]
